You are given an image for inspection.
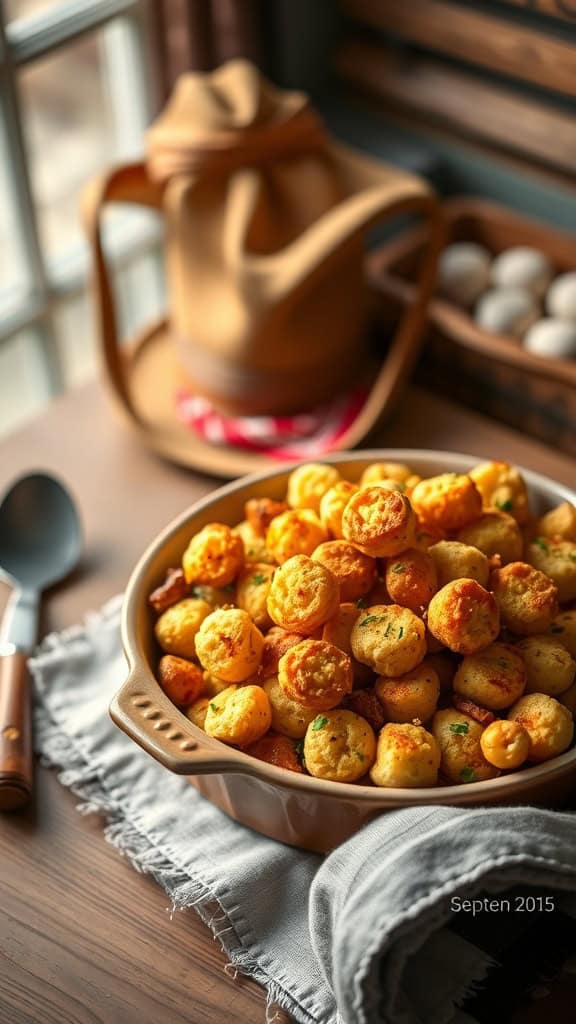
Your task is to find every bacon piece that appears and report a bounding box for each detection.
[344,688,386,732]
[452,694,496,726]
[148,567,190,615]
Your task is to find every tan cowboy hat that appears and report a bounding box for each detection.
[82,60,443,478]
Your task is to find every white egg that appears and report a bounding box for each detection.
[546,272,576,322]
[523,318,576,358]
[438,243,491,307]
[491,247,552,298]
[474,287,539,337]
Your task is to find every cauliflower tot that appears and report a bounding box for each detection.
[537,502,576,542]
[342,487,416,557]
[429,540,489,588]
[319,481,358,538]
[304,710,376,783]
[204,685,271,746]
[360,462,414,487]
[375,662,440,724]
[350,604,426,677]
[515,636,575,696]
[182,523,244,587]
[287,462,341,513]
[185,696,211,730]
[508,693,574,762]
[527,537,576,604]
[384,548,437,613]
[321,602,374,686]
[453,643,526,710]
[312,540,375,602]
[157,655,205,707]
[267,555,339,634]
[491,562,558,635]
[432,709,500,783]
[262,675,318,738]
[154,597,212,659]
[469,461,530,524]
[410,473,482,532]
[244,497,289,535]
[370,723,440,788]
[235,563,275,629]
[266,509,327,563]
[548,610,576,657]
[427,580,500,655]
[480,720,530,770]
[244,732,303,773]
[195,607,264,682]
[232,519,275,564]
[458,512,523,565]
[278,639,353,711]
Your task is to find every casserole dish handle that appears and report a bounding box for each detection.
[110,668,254,776]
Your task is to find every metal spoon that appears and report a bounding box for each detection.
[0,473,82,810]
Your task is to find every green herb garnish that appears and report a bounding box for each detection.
[360,615,381,627]
[450,722,469,735]
[460,767,476,783]
[356,752,365,763]
[294,739,305,760]
[497,658,510,669]
[356,597,368,609]
[312,716,329,731]
[535,537,549,553]
[384,621,393,637]
[252,573,267,585]
[392,563,406,574]
[398,626,404,639]
[496,499,513,513]
[209,702,219,713]
[550,625,565,634]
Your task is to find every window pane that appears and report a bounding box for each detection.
[0,331,50,438]
[17,19,148,264]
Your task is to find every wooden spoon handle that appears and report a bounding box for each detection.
[0,652,33,810]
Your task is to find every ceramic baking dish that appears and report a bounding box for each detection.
[110,450,576,853]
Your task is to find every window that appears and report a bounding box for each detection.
[0,0,165,437]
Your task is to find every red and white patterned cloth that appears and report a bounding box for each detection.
[176,386,368,460]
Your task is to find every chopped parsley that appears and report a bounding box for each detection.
[360,615,381,627]
[450,722,469,735]
[569,552,576,563]
[252,573,267,585]
[384,621,393,637]
[392,563,406,574]
[550,625,565,634]
[294,739,305,760]
[460,767,476,783]
[209,702,219,713]
[497,658,510,669]
[398,626,404,639]
[356,597,369,609]
[496,498,513,513]
[535,537,549,553]
[312,716,329,731]
[356,752,365,763]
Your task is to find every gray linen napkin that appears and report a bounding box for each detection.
[30,598,576,1024]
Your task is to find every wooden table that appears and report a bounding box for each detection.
[1,380,574,1024]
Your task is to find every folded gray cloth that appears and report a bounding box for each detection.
[30,598,576,1024]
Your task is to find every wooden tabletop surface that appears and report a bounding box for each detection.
[1,379,575,1024]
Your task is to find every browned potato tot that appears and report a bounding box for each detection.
[350,604,426,677]
[244,732,304,773]
[195,608,264,682]
[427,580,500,655]
[370,723,440,788]
[375,662,440,724]
[414,521,447,550]
[321,602,374,686]
[278,639,353,711]
[491,562,558,635]
[154,597,212,659]
[429,540,489,588]
[469,461,530,524]
[287,462,341,513]
[262,675,318,738]
[148,567,190,614]
[261,626,307,677]
[360,462,414,487]
[457,512,523,565]
[267,555,339,634]
[233,519,275,564]
[515,635,575,696]
[343,688,386,732]
[185,696,211,730]
[432,709,500,783]
[548,610,576,657]
[507,693,574,762]
[365,575,391,606]
[202,671,230,697]
[157,655,205,708]
[182,523,244,587]
[189,584,236,608]
[204,685,272,746]
[410,473,482,532]
[480,720,530,770]
[453,643,526,710]
[424,652,458,692]
[304,710,376,782]
[537,502,576,542]
[312,540,376,602]
[526,537,576,604]
[245,497,289,535]
[266,509,328,563]
[319,481,358,538]
[235,563,275,629]
[384,548,437,613]
[559,682,576,719]
[342,487,416,557]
